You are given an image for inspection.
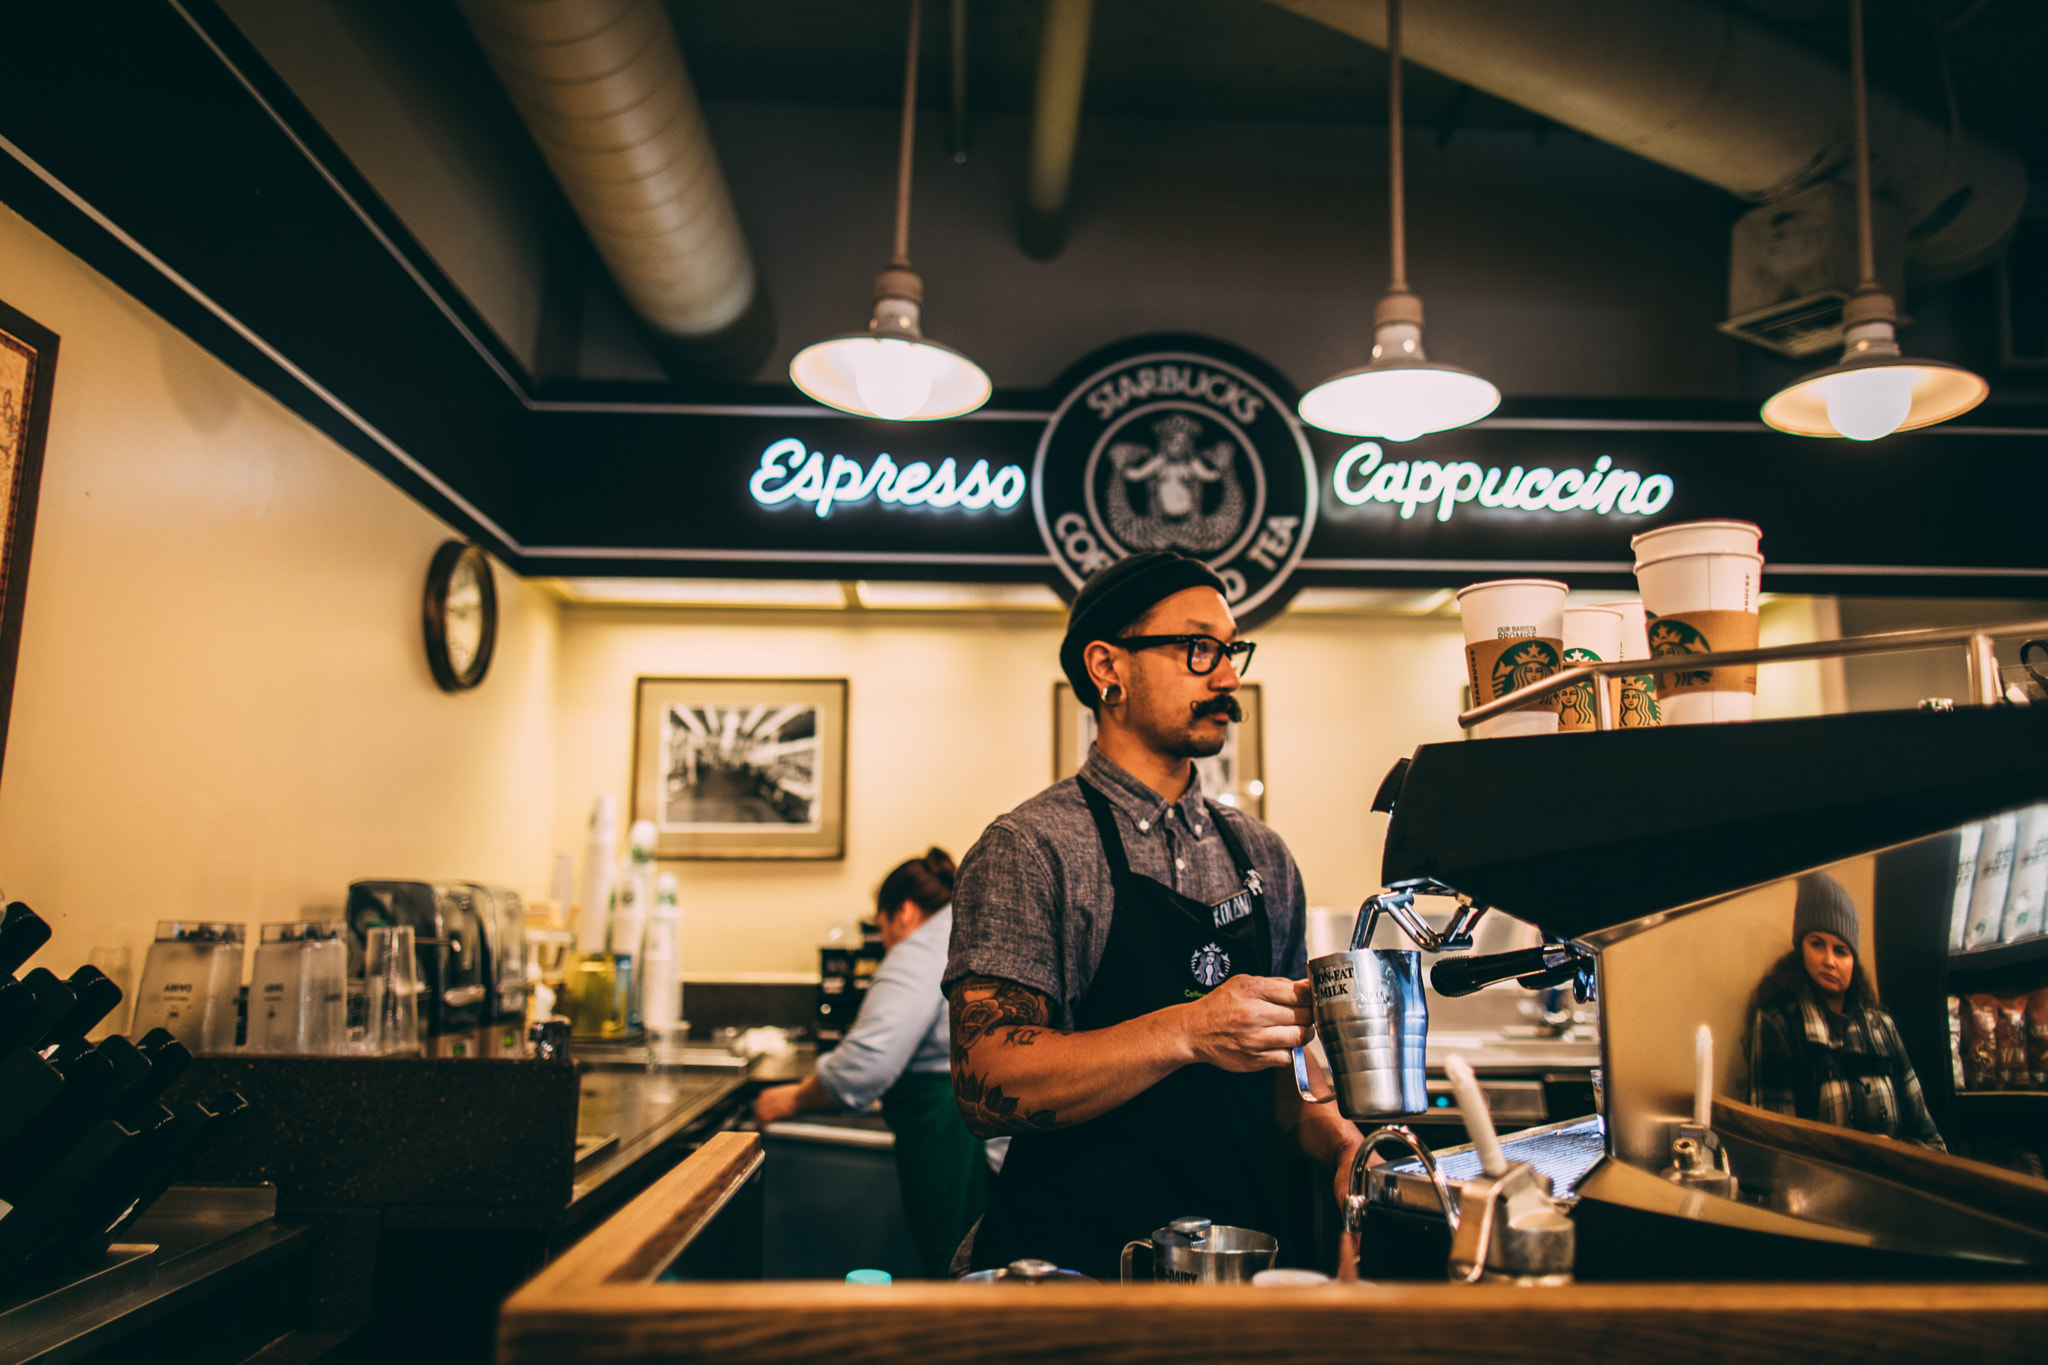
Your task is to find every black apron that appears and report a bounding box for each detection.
[969,778,1280,1279]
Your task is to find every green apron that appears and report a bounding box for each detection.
[879,1071,989,1278]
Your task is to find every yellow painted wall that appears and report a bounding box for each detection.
[551,604,1470,977]
[0,203,560,1004]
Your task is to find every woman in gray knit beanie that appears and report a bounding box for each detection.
[1746,872,1945,1149]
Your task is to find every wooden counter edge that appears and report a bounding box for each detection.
[500,1280,2048,1365]
[511,1130,763,1298]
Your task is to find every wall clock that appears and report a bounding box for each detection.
[423,540,497,692]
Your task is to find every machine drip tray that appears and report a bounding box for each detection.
[1373,1115,1606,1218]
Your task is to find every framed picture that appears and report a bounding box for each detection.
[0,300,58,785]
[632,678,848,859]
[1053,681,1264,820]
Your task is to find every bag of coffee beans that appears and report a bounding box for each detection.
[1960,994,2000,1090]
[1994,996,2030,1089]
[2025,989,2048,1090]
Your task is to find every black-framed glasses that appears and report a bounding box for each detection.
[1115,633,1256,678]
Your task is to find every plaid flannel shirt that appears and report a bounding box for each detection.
[1748,982,1945,1151]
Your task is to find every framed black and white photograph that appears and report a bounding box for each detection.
[1053,681,1264,819]
[0,298,57,786]
[633,677,848,859]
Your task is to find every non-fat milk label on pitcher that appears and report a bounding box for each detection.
[1035,347,1317,620]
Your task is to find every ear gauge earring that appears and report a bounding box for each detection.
[1103,683,1125,706]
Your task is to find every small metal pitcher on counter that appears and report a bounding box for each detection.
[1120,1218,1277,1283]
[1293,890,1484,1120]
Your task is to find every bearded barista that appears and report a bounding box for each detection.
[944,551,1362,1278]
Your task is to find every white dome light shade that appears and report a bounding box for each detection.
[1298,363,1501,441]
[790,334,992,422]
[1761,355,1988,440]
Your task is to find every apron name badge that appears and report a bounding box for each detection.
[1211,890,1254,929]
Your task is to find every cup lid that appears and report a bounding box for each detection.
[1453,578,1570,602]
[154,920,245,944]
[1634,549,1765,566]
[1629,518,1760,543]
[261,919,347,943]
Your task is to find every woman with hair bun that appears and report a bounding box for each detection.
[753,847,993,1276]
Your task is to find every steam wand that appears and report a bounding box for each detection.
[1349,886,1487,953]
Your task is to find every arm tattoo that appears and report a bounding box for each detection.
[949,975,1060,1137]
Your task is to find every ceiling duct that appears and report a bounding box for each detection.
[457,0,771,378]
[1266,0,2027,286]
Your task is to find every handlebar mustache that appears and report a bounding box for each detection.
[1193,696,1243,722]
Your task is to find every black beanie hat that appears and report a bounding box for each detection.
[1793,872,1860,956]
[1059,551,1229,708]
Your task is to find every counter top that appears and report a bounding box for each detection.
[500,1134,2048,1365]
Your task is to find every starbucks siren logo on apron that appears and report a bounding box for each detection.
[1190,942,1232,990]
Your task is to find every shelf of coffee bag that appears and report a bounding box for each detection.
[1948,938,2048,987]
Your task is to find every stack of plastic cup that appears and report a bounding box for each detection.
[1630,520,1764,725]
[1559,607,1624,732]
[1455,579,1568,739]
[366,924,422,1052]
[1596,599,1663,728]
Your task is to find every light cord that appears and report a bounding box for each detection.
[893,0,922,269]
[1387,0,1407,293]
[1850,0,1877,291]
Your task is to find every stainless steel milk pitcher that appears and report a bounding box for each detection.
[1120,1218,1278,1284]
[1292,946,1428,1118]
[1291,890,1483,1120]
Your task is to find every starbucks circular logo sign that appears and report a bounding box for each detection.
[1034,345,1317,624]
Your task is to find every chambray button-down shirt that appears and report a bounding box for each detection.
[946,747,1307,1030]
[815,906,955,1111]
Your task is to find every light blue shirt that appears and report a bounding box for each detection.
[815,905,956,1111]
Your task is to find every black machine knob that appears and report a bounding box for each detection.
[0,970,76,1054]
[41,965,122,1050]
[0,903,51,976]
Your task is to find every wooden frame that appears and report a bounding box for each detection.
[1054,681,1264,820]
[498,1133,2048,1365]
[0,299,57,785]
[632,677,848,859]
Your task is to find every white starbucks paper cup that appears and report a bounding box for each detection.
[1456,579,1567,739]
[1559,607,1623,731]
[1597,599,1663,728]
[1630,519,1762,567]
[1635,550,1764,725]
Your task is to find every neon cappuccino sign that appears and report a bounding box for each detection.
[748,437,1027,518]
[1331,442,1674,523]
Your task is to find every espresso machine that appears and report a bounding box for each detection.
[1332,705,2048,1281]
[345,881,490,1036]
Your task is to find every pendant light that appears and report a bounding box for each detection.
[1298,0,1499,442]
[1760,0,1987,440]
[789,0,990,421]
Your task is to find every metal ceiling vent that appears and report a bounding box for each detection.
[1720,179,1906,359]
[457,0,772,377]
[1269,0,2028,353]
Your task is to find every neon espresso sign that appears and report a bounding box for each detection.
[749,437,1027,518]
[1331,442,1675,523]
